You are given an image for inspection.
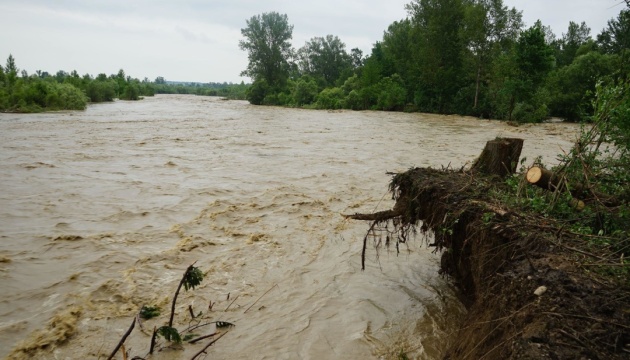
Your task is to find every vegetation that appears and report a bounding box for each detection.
[107,263,234,360]
[240,3,629,123]
[0,56,249,113]
[501,80,630,279]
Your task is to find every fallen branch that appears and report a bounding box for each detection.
[188,332,217,344]
[224,295,239,312]
[107,318,136,360]
[244,284,278,313]
[190,331,228,360]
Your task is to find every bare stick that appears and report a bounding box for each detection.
[188,305,196,319]
[224,295,239,312]
[169,262,197,328]
[190,331,228,360]
[244,284,278,313]
[107,318,136,360]
[188,332,217,344]
[149,326,157,354]
[362,221,378,270]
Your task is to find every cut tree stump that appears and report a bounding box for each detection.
[471,138,524,178]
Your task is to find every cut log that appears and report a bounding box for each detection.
[526,166,562,191]
[526,166,620,208]
[471,138,524,178]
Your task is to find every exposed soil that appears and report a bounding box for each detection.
[351,167,630,359]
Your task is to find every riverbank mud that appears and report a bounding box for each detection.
[351,163,630,359]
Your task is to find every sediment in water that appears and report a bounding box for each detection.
[350,166,630,359]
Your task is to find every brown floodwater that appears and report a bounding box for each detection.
[0,95,579,359]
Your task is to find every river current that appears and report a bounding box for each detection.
[0,95,578,359]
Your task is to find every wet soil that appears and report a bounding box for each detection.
[373,167,630,359]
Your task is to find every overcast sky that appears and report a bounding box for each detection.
[0,0,626,83]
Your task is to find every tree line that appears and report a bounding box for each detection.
[240,1,629,122]
[0,56,247,113]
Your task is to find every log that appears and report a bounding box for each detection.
[525,166,562,191]
[471,138,524,178]
[525,166,620,208]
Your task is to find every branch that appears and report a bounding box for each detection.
[107,317,136,360]
[343,209,402,221]
[190,331,228,360]
[244,284,278,313]
[169,262,197,328]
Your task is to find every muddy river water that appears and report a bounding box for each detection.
[0,95,579,359]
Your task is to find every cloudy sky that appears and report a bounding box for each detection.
[0,0,626,83]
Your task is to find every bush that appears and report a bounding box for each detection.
[376,75,407,111]
[315,87,345,109]
[293,76,318,106]
[246,79,270,105]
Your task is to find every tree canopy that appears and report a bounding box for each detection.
[238,2,629,123]
[239,12,294,101]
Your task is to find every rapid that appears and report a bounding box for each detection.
[0,95,578,359]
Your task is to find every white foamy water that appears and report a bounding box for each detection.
[0,95,579,359]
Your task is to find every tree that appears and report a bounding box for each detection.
[5,54,18,87]
[597,9,630,77]
[239,12,294,90]
[350,48,364,68]
[407,0,466,113]
[557,21,591,66]
[597,9,630,55]
[547,51,616,121]
[381,19,415,101]
[297,35,353,87]
[516,22,555,88]
[462,0,522,110]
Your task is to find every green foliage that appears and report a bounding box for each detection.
[501,81,629,273]
[547,51,616,122]
[315,87,345,109]
[120,81,140,100]
[246,79,270,105]
[597,10,630,55]
[292,76,318,106]
[85,78,117,102]
[297,35,353,87]
[407,0,466,113]
[157,326,182,343]
[239,12,293,88]
[140,305,161,319]
[375,75,407,111]
[183,266,204,291]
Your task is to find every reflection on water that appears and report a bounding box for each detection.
[0,95,578,359]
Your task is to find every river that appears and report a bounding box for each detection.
[0,95,578,359]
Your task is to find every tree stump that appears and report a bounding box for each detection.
[471,138,524,177]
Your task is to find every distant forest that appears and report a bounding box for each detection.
[0,57,248,113]
[240,0,629,122]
